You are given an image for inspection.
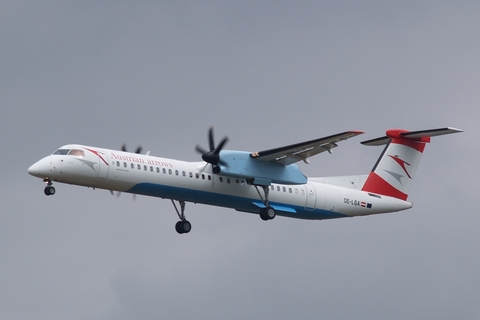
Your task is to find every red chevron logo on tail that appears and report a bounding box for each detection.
[388,155,411,179]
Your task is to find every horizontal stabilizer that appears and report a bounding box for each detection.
[361,127,463,146]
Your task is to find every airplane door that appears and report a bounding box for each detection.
[304,183,317,211]
[97,151,109,178]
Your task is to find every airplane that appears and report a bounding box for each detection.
[28,127,462,234]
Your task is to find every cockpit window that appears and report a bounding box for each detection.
[68,149,85,156]
[53,149,70,155]
[52,149,85,156]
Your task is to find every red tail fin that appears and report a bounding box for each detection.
[361,127,462,200]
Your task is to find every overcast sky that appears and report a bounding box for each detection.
[1,1,478,319]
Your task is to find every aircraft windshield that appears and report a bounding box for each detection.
[52,149,85,157]
[68,149,85,156]
[53,149,70,155]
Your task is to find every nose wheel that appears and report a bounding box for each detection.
[43,179,55,196]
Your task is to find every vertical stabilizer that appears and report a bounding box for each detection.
[361,127,462,200]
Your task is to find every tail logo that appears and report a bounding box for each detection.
[384,154,412,185]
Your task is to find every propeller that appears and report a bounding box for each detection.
[122,144,143,154]
[195,127,228,174]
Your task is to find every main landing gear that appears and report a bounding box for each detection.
[254,185,276,221]
[43,179,56,196]
[171,200,192,234]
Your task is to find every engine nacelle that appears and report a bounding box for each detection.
[214,150,307,185]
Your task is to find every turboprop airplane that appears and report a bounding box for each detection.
[28,127,462,234]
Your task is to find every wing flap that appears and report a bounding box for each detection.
[250,131,364,165]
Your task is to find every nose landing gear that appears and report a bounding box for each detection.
[43,178,56,196]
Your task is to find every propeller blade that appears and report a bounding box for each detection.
[214,136,229,155]
[121,144,143,154]
[195,145,208,155]
[208,127,215,152]
[196,127,229,169]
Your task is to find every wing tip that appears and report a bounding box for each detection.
[347,130,365,135]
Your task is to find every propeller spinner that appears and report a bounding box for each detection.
[195,127,228,173]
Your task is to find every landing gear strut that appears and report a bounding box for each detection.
[43,179,55,196]
[171,200,191,234]
[254,185,276,221]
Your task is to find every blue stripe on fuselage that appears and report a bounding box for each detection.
[127,183,348,220]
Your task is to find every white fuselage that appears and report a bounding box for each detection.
[28,144,412,220]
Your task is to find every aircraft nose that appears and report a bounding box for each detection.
[28,161,42,177]
[28,159,50,178]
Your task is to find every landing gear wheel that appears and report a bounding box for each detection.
[265,206,275,220]
[260,206,275,221]
[175,220,191,234]
[44,186,55,196]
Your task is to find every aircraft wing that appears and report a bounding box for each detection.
[250,130,364,165]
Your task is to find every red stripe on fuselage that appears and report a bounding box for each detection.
[85,148,109,166]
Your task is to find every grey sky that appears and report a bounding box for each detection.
[1,1,478,319]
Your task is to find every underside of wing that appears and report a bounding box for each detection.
[250,130,364,165]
